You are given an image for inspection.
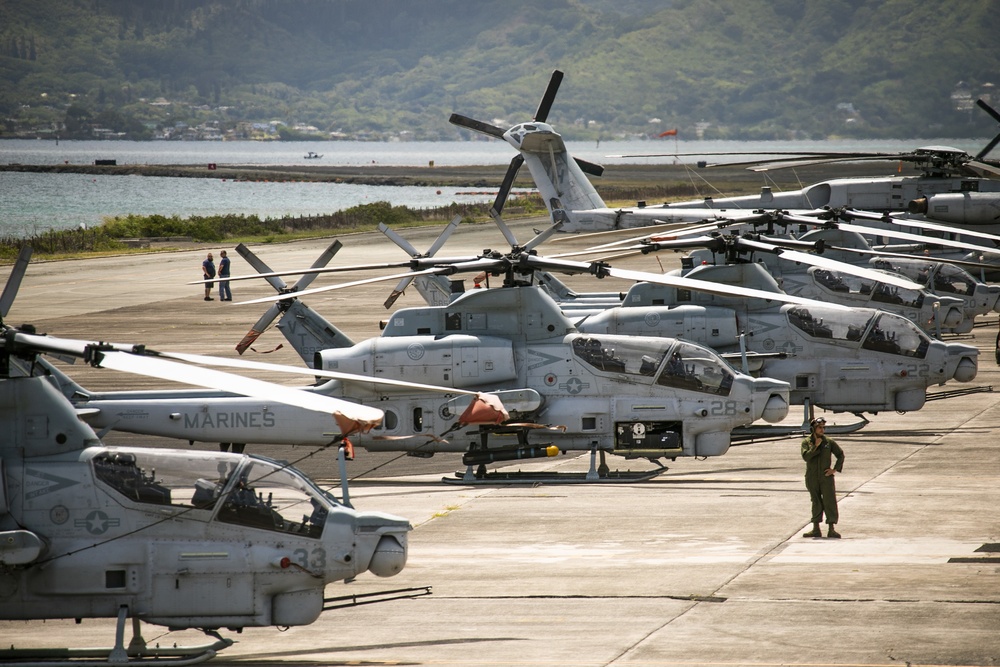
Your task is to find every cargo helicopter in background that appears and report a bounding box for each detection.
[643,97,1000,230]
[0,248,416,664]
[449,69,1000,242]
[371,221,980,422]
[207,232,798,482]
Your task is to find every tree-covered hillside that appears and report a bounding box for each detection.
[1,0,997,140]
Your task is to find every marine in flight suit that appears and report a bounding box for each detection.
[801,417,845,538]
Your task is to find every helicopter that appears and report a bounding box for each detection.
[0,249,415,663]
[450,70,1000,243]
[371,222,979,421]
[655,211,1000,330]
[447,70,852,233]
[647,98,1000,230]
[212,236,797,482]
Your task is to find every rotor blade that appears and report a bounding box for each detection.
[522,220,565,253]
[489,208,520,248]
[449,113,506,139]
[975,99,1000,160]
[519,256,848,310]
[735,238,925,291]
[573,157,605,177]
[291,239,343,292]
[157,351,486,398]
[815,243,1000,271]
[492,155,525,218]
[0,246,32,319]
[235,302,282,355]
[96,351,382,433]
[583,213,768,251]
[235,243,288,292]
[841,209,1000,245]
[235,260,502,306]
[817,220,1000,255]
[380,225,421,308]
[426,215,463,256]
[533,70,564,122]
[965,159,1000,178]
[191,259,442,285]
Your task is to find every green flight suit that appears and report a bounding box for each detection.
[801,434,845,525]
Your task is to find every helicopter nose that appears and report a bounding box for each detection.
[953,356,978,383]
[761,393,789,424]
[942,307,963,328]
[987,285,1000,313]
[368,535,407,577]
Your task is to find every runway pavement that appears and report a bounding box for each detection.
[2,220,999,666]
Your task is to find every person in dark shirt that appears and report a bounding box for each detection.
[201,252,216,301]
[218,250,232,301]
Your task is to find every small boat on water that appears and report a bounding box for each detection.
[304,151,323,159]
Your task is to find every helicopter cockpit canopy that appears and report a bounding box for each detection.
[785,306,930,359]
[811,267,926,309]
[873,258,978,297]
[89,447,338,538]
[570,336,735,396]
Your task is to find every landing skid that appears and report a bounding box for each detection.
[443,448,669,485]
[732,399,870,442]
[0,607,232,666]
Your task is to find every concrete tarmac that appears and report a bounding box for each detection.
[2,220,999,666]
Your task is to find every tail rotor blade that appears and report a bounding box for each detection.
[291,240,343,292]
[426,215,463,256]
[0,246,32,319]
[449,113,506,139]
[236,303,282,355]
[533,70,564,122]
[974,98,1000,160]
[574,157,605,177]
[492,155,525,218]
[235,243,288,292]
[490,208,520,248]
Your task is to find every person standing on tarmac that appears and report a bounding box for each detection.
[801,417,845,538]
[218,250,232,301]
[201,252,216,301]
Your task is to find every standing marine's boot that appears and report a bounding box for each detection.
[803,523,822,538]
[827,524,841,539]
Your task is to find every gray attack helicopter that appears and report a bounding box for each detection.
[656,210,1000,330]
[375,223,980,423]
[209,235,798,482]
[0,248,416,664]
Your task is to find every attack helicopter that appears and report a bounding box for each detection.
[374,222,980,421]
[213,233,797,482]
[0,248,415,664]
[655,210,1000,330]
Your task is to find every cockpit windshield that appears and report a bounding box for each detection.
[571,335,734,395]
[786,305,928,358]
[812,268,924,308]
[656,341,734,396]
[91,448,336,538]
[860,312,930,358]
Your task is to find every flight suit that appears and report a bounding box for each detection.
[801,434,845,526]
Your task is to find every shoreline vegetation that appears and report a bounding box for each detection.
[1,161,900,262]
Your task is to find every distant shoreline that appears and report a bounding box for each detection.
[0,161,908,190]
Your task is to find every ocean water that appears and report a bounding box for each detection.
[1,138,989,236]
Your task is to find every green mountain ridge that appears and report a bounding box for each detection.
[1,0,997,141]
